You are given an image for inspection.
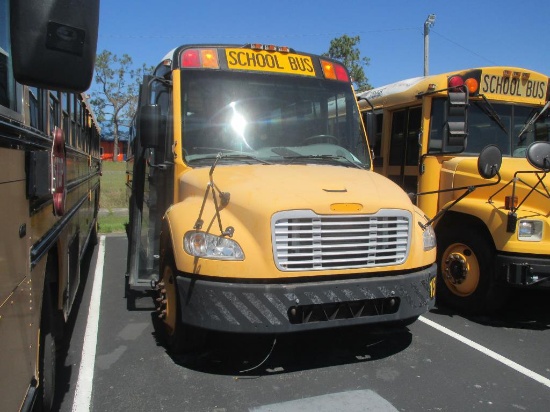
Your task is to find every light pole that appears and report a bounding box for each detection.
[424,14,436,76]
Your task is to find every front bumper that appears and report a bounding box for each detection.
[496,253,550,288]
[175,264,437,334]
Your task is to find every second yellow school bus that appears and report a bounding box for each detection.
[125,43,438,352]
[358,66,550,314]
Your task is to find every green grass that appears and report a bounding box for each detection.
[99,161,128,233]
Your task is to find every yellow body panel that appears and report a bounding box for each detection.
[166,163,435,279]
[437,156,550,254]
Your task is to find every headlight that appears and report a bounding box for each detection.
[518,220,543,241]
[422,224,437,251]
[184,231,245,260]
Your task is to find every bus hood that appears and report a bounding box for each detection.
[177,164,413,216]
[442,156,550,214]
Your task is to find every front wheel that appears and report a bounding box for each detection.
[38,283,59,411]
[157,245,205,354]
[436,228,507,314]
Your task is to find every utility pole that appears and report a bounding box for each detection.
[424,14,436,76]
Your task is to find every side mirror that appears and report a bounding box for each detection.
[139,105,162,149]
[364,111,377,149]
[446,91,468,147]
[10,0,99,91]
[477,144,502,179]
[526,141,550,172]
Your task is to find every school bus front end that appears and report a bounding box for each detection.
[126,44,436,350]
[161,163,436,334]
[436,153,550,286]
[359,66,550,314]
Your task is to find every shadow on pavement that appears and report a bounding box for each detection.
[432,289,550,331]
[150,314,414,377]
[53,240,97,411]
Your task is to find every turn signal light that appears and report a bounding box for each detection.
[448,70,481,95]
[320,60,349,82]
[464,78,479,94]
[181,48,219,69]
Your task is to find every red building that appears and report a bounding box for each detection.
[100,139,126,161]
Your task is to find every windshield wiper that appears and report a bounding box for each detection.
[517,100,550,141]
[189,152,272,165]
[282,154,366,169]
[476,95,509,136]
[218,153,273,164]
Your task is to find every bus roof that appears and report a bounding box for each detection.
[358,66,550,109]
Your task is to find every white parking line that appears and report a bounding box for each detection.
[72,235,106,412]
[419,315,550,388]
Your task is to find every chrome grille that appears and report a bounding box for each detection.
[272,210,411,271]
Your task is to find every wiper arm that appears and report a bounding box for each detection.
[219,153,273,165]
[517,100,550,140]
[282,154,365,169]
[478,95,509,136]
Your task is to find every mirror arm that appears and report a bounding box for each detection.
[419,186,475,230]
[417,171,502,230]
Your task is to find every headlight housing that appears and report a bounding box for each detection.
[184,231,245,260]
[518,220,543,241]
[422,224,437,251]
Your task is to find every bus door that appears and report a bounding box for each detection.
[126,76,172,299]
[387,106,422,193]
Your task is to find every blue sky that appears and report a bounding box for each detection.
[95,0,550,89]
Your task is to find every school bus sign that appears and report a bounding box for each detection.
[479,68,548,104]
[226,48,315,76]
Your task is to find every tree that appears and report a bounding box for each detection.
[324,35,372,92]
[90,51,152,161]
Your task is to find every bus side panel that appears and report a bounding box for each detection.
[0,149,36,411]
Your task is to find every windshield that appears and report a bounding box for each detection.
[429,98,550,157]
[181,71,370,168]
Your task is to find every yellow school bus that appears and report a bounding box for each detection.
[358,67,550,314]
[125,43,438,352]
[1,1,100,410]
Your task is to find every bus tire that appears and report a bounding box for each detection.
[436,228,507,314]
[124,274,136,311]
[89,218,99,248]
[158,245,197,354]
[38,283,57,411]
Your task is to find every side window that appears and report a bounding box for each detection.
[389,110,406,166]
[62,92,71,144]
[389,107,422,166]
[29,87,43,130]
[49,91,60,133]
[151,72,172,157]
[406,107,422,165]
[0,0,16,111]
[428,99,445,153]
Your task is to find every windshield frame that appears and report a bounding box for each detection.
[179,70,370,168]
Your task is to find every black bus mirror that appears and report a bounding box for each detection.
[446,91,468,147]
[10,0,99,91]
[477,144,502,179]
[364,111,377,148]
[139,105,163,149]
[526,141,550,172]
